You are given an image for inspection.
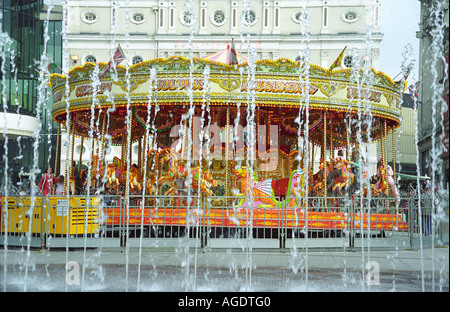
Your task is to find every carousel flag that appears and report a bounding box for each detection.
[99,44,125,80]
[45,52,62,73]
[408,81,420,102]
[48,62,58,72]
[228,38,238,65]
[328,46,347,71]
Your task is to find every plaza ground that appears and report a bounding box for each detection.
[1,245,448,292]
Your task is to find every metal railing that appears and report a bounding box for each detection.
[1,193,448,249]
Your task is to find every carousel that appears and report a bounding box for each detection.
[48,47,408,232]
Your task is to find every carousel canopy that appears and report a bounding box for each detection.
[49,56,405,148]
[202,43,247,65]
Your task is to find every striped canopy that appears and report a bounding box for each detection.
[202,44,247,65]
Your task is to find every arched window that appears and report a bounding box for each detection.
[132,56,144,65]
[85,55,97,63]
[180,10,196,26]
[211,9,226,26]
[243,9,257,26]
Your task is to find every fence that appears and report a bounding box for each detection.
[1,193,448,250]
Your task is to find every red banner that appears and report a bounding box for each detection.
[104,207,408,231]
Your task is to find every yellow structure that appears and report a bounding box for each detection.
[1,196,101,236]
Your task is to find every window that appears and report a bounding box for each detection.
[159,7,164,29]
[201,8,206,28]
[374,5,380,27]
[274,7,280,28]
[232,7,237,28]
[263,7,269,28]
[243,9,257,25]
[81,12,98,24]
[293,11,309,24]
[342,10,359,23]
[85,55,97,63]
[131,12,145,24]
[132,56,143,65]
[180,10,196,26]
[211,9,226,26]
[76,145,86,155]
[169,7,175,29]
[85,13,96,22]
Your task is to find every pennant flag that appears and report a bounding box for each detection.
[403,66,412,81]
[408,81,420,102]
[48,63,58,72]
[99,44,125,80]
[44,52,62,73]
[228,38,238,65]
[329,46,347,71]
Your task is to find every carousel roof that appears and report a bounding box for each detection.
[202,44,247,65]
[49,56,406,147]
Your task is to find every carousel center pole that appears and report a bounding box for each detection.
[78,137,84,175]
[323,112,327,200]
[54,123,61,188]
[391,127,397,192]
[226,105,230,199]
[383,120,389,195]
[99,114,107,160]
[383,121,390,210]
[63,123,70,195]
[69,128,75,195]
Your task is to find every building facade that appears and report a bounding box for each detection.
[0,1,62,191]
[65,0,382,68]
[417,0,449,187]
[63,0,384,172]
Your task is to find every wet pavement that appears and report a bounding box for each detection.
[1,246,448,292]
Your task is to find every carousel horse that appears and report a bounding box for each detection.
[106,157,124,192]
[360,172,380,197]
[106,157,142,194]
[129,164,143,193]
[373,165,398,197]
[312,160,333,196]
[158,153,217,196]
[144,174,157,195]
[233,167,278,208]
[286,170,307,207]
[331,161,355,194]
[88,155,106,189]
